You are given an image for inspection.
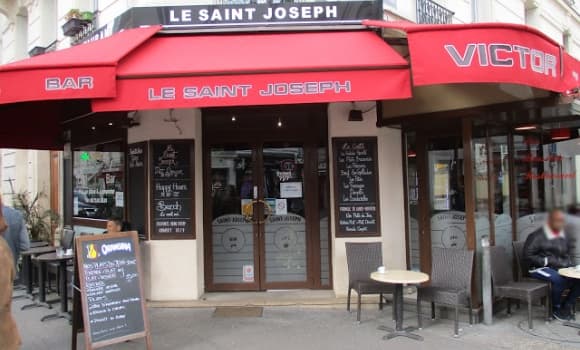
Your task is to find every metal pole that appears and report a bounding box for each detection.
[482,237,492,325]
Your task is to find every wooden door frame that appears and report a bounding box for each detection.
[202,106,329,291]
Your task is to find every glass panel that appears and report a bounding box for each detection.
[318,146,331,286]
[73,144,124,220]
[211,146,255,284]
[490,135,513,266]
[514,125,580,242]
[405,132,420,270]
[263,145,307,283]
[428,136,466,250]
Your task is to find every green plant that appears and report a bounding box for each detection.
[65,8,81,20]
[12,191,60,242]
[80,11,94,21]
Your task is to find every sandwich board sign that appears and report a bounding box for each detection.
[74,231,151,349]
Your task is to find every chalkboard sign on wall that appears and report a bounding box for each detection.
[75,231,151,349]
[150,140,195,239]
[128,142,148,239]
[332,137,381,237]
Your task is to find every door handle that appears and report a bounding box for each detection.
[255,199,272,224]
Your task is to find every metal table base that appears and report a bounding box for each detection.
[378,284,423,341]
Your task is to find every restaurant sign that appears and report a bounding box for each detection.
[113,1,381,30]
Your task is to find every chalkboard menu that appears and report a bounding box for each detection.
[150,140,195,239]
[75,231,151,349]
[332,137,381,237]
[128,142,148,239]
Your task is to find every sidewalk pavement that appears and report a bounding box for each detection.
[11,295,580,350]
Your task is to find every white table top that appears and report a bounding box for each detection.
[559,267,580,279]
[370,270,429,284]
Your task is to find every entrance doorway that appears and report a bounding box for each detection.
[203,106,330,291]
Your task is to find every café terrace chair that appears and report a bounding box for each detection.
[345,242,395,323]
[513,241,552,310]
[489,246,550,329]
[416,247,474,337]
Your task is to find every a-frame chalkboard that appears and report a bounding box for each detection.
[74,231,151,349]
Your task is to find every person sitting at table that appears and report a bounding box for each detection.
[0,195,22,350]
[104,216,123,234]
[1,195,30,270]
[524,208,580,321]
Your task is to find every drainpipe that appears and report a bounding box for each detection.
[471,0,478,22]
[481,237,493,325]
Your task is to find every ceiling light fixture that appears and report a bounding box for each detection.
[514,124,537,131]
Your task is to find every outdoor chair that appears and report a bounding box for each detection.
[513,241,552,308]
[345,242,395,323]
[489,246,550,329]
[416,247,474,337]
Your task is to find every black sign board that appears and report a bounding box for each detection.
[150,140,195,239]
[128,142,148,239]
[332,137,381,237]
[112,1,381,31]
[75,232,151,349]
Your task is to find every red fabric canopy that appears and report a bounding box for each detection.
[364,20,579,93]
[0,25,161,104]
[91,31,411,111]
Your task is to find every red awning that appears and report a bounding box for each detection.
[364,20,579,93]
[91,31,411,111]
[0,26,161,104]
[564,52,580,95]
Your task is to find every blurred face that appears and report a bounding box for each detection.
[107,221,121,233]
[548,210,566,232]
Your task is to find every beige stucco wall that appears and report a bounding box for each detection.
[328,102,406,297]
[127,108,204,301]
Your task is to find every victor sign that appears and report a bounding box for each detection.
[445,43,558,77]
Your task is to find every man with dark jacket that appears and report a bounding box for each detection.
[524,209,580,321]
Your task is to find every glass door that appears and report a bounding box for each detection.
[209,145,260,290]
[260,144,308,288]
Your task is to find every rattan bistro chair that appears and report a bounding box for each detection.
[416,247,474,337]
[345,242,395,323]
[489,246,550,329]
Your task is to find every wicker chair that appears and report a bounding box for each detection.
[489,246,550,329]
[416,247,474,337]
[345,242,395,323]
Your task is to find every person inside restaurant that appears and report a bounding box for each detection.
[105,216,123,234]
[524,209,580,321]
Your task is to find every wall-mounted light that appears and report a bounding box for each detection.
[277,117,283,128]
[91,126,96,130]
[108,122,114,126]
[231,115,237,122]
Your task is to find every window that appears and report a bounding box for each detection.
[73,142,124,221]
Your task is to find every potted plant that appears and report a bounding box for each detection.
[62,9,93,37]
[12,191,60,243]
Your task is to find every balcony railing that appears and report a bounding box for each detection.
[416,0,454,24]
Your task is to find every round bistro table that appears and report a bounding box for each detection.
[371,270,430,341]
[20,246,57,297]
[36,252,74,322]
[558,267,580,330]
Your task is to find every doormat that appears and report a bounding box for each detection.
[213,306,263,318]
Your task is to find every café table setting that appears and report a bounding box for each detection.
[370,266,429,341]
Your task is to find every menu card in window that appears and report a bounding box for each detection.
[127,142,148,239]
[150,140,195,239]
[332,137,381,237]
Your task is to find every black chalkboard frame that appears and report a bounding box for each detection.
[75,231,151,350]
[149,139,196,240]
[127,142,149,240]
[332,137,382,237]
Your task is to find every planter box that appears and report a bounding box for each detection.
[62,18,91,37]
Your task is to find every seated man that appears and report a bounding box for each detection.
[524,209,580,321]
[105,216,123,234]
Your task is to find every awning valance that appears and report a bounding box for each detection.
[91,31,412,111]
[364,20,580,94]
[0,26,161,104]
